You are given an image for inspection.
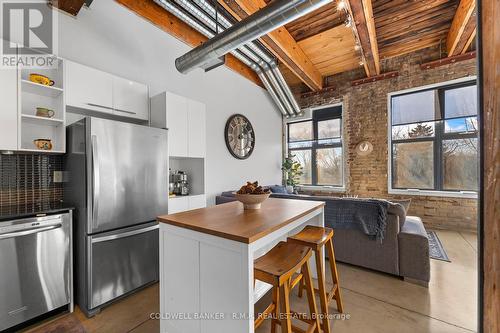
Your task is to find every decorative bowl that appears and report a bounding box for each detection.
[235,193,271,210]
[33,139,53,150]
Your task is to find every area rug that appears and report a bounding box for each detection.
[427,231,450,262]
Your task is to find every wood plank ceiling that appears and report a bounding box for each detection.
[115,0,476,91]
[256,0,476,91]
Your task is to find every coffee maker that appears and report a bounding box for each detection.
[171,170,189,196]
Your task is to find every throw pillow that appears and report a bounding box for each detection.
[391,199,412,214]
[270,185,288,194]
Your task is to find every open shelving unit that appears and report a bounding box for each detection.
[18,57,66,153]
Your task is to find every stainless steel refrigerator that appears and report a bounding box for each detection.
[64,117,168,317]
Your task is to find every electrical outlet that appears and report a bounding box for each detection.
[53,171,63,183]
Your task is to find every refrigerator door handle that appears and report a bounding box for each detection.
[91,135,100,229]
[91,224,159,243]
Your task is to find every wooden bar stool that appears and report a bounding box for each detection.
[254,241,321,333]
[288,226,344,333]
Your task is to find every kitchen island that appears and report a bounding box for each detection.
[157,198,325,333]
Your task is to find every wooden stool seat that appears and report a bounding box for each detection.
[288,226,344,333]
[254,241,320,333]
[254,242,310,285]
[288,225,334,249]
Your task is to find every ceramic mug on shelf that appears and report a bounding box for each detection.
[36,107,55,118]
[33,139,53,151]
[29,73,55,86]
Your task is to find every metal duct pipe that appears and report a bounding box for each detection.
[190,0,301,115]
[155,0,292,117]
[183,0,302,116]
[175,0,333,74]
[270,61,302,115]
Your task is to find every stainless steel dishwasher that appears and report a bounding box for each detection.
[0,213,73,331]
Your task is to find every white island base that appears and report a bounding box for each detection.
[158,199,325,333]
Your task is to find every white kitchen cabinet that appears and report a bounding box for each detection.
[168,197,189,214]
[66,61,113,114]
[0,56,18,151]
[168,195,206,214]
[166,93,189,157]
[188,195,206,210]
[112,76,149,121]
[151,91,206,158]
[187,100,206,158]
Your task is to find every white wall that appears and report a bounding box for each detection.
[57,0,283,204]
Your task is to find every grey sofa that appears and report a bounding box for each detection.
[216,191,430,286]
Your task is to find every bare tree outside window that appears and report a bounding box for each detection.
[390,81,478,193]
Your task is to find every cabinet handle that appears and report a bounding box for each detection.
[86,103,114,111]
[114,108,137,115]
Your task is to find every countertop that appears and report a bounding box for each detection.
[157,198,325,243]
[0,202,74,222]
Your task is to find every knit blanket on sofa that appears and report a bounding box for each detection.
[270,194,390,242]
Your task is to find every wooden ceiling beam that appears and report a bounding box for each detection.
[114,0,263,88]
[219,0,323,91]
[49,0,86,16]
[347,0,381,76]
[446,0,476,56]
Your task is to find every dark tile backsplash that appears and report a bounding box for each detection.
[0,154,63,210]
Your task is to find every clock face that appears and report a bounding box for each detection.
[225,114,255,160]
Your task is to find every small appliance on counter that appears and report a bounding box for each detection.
[171,170,189,196]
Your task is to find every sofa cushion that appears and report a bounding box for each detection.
[398,216,430,283]
[269,185,288,194]
[221,191,236,197]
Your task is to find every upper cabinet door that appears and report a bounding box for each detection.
[187,100,206,158]
[166,92,188,157]
[112,76,149,121]
[0,49,18,151]
[66,61,113,114]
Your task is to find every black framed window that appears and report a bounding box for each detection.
[390,81,478,192]
[287,106,343,186]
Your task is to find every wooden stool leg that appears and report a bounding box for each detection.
[314,248,332,333]
[271,286,279,333]
[303,260,321,333]
[279,283,292,333]
[298,266,305,298]
[326,238,344,313]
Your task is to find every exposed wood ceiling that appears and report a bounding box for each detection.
[116,0,476,91]
[219,0,324,90]
[297,25,361,77]
[373,0,460,59]
[115,0,263,87]
[267,2,346,42]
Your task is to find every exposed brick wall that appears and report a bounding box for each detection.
[298,46,478,232]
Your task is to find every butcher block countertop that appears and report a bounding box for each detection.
[157,198,325,243]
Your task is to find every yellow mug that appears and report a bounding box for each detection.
[29,73,55,86]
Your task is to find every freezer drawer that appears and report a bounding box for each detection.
[88,222,159,309]
[0,214,71,331]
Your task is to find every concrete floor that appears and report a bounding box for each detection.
[25,229,478,333]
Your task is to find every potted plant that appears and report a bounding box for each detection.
[281,153,303,193]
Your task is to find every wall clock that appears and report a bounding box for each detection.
[355,140,373,156]
[225,114,255,160]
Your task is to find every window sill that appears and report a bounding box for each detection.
[388,188,478,199]
[297,185,346,193]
